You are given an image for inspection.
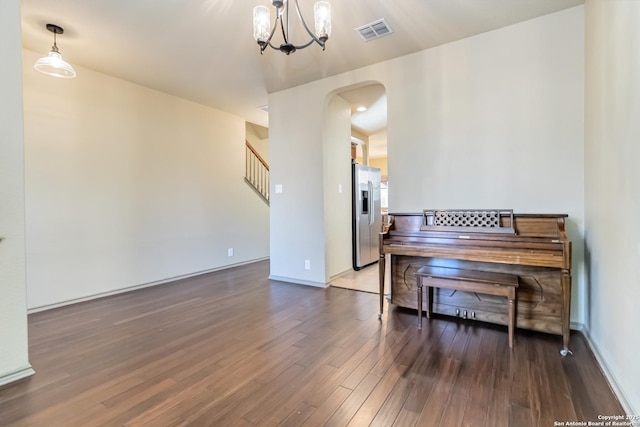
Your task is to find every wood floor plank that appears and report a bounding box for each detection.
[234,362,309,425]
[368,326,416,377]
[302,338,379,408]
[346,361,404,426]
[509,403,534,427]
[81,377,181,426]
[300,385,351,427]
[402,322,457,414]
[532,334,578,424]
[484,371,509,427]
[120,380,214,426]
[323,373,381,426]
[182,380,262,425]
[508,332,533,410]
[438,392,467,427]
[340,330,403,390]
[415,357,462,426]
[446,322,471,361]
[369,374,413,427]
[275,401,316,427]
[459,328,499,427]
[244,363,338,426]
[392,408,421,427]
[0,260,624,427]
[562,332,624,421]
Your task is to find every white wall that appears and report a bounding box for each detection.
[269,6,586,323]
[585,0,640,414]
[0,0,34,386]
[246,122,269,162]
[369,157,388,180]
[22,49,269,309]
[323,95,353,279]
[388,17,583,213]
[269,84,327,286]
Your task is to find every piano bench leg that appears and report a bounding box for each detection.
[417,282,423,330]
[508,297,515,348]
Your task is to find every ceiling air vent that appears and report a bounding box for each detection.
[355,19,393,42]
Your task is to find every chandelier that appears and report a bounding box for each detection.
[253,0,332,55]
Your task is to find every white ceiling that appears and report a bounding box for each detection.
[339,83,387,136]
[20,0,583,129]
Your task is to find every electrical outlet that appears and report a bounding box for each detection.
[227,248,234,257]
[304,259,311,270]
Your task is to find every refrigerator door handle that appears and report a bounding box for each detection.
[368,181,374,226]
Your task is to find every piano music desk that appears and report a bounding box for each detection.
[415,266,519,348]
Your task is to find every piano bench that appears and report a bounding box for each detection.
[415,266,519,348]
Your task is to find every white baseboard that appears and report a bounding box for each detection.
[570,320,584,331]
[0,365,35,387]
[575,322,636,416]
[268,274,329,288]
[28,257,270,314]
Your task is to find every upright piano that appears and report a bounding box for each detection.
[378,209,572,355]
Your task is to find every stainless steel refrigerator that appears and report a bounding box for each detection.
[352,162,382,270]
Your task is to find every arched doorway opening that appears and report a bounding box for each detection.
[325,82,388,292]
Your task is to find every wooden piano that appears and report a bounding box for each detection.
[378,209,572,355]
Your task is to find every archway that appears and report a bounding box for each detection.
[323,82,388,290]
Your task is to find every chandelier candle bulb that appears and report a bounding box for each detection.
[314,1,331,41]
[253,6,271,43]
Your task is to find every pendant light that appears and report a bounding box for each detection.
[34,24,76,79]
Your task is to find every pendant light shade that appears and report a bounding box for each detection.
[34,24,76,79]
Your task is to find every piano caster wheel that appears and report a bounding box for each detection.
[378,313,382,320]
[560,348,573,357]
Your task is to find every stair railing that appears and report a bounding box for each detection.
[245,140,269,204]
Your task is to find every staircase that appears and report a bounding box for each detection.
[245,140,269,204]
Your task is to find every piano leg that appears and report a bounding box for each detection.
[560,269,573,356]
[378,252,386,320]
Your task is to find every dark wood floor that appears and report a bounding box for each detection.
[0,260,623,426]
